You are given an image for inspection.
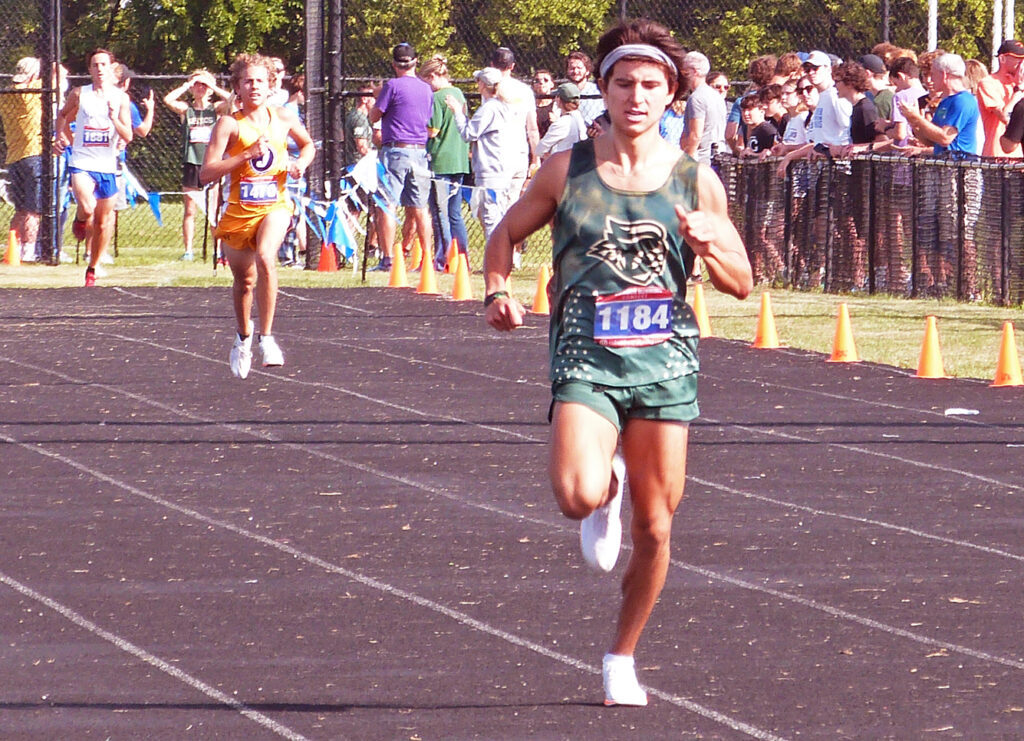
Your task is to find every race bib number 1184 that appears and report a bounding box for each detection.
[593,286,674,347]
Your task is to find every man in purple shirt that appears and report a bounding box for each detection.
[370,43,435,270]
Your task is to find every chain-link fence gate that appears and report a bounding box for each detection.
[0,0,59,264]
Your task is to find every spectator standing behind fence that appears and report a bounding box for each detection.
[830,61,881,154]
[54,49,133,286]
[976,40,1024,158]
[532,69,556,138]
[725,55,776,153]
[268,58,289,107]
[565,50,603,125]
[900,53,980,159]
[490,47,539,269]
[369,43,434,272]
[879,56,925,147]
[420,54,470,271]
[0,57,43,262]
[680,51,727,166]
[200,53,314,379]
[805,51,850,147]
[446,67,514,240]
[859,54,894,119]
[163,69,231,261]
[280,73,308,267]
[536,83,587,161]
[115,65,153,139]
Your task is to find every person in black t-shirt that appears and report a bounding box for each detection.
[739,92,778,156]
[832,61,882,154]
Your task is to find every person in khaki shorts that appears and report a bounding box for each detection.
[200,53,313,379]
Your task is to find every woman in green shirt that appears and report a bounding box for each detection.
[421,55,470,270]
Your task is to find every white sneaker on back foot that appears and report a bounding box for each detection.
[580,454,625,572]
[230,321,254,379]
[603,653,648,707]
[259,335,284,367]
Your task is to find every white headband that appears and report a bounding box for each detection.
[598,44,678,79]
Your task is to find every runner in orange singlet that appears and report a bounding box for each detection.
[201,53,314,379]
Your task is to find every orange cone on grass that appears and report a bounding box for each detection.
[752,292,780,348]
[991,321,1023,387]
[532,264,551,314]
[387,244,409,288]
[317,242,337,272]
[827,303,860,363]
[690,282,712,337]
[416,245,439,295]
[452,253,473,301]
[444,239,458,274]
[4,230,20,266]
[916,315,946,379]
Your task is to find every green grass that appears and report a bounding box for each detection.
[3,202,1022,382]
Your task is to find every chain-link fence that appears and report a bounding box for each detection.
[717,153,1024,305]
[0,0,58,263]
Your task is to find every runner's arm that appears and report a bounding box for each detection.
[482,152,568,331]
[284,107,316,177]
[199,116,247,186]
[676,164,752,300]
[111,95,134,145]
[53,87,79,153]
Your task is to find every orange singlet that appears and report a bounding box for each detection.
[215,107,291,250]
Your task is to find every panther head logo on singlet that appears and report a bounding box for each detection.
[585,217,668,286]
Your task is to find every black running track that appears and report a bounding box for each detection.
[2,286,1023,740]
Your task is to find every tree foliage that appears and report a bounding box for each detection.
[48,0,1021,79]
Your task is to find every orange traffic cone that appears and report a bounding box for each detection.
[388,244,409,288]
[916,315,946,379]
[991,321,1023,387]
[690,282,712,338]
[452,253,473,301]
[827,303,860,363]
[409,237,422,272]
[4,230,20,266]
[532,265,551,314]
[416,245,439,295]
[444,239,458,274]
[752,292,780,348]
[317,242,338,272]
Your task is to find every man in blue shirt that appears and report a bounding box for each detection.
[899,53,979,159]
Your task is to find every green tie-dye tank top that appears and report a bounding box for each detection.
[549,138,700,387]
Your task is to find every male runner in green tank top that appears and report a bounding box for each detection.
[482,19,753,706]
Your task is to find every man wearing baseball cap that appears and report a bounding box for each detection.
[0,57,43,262]
[977,39,1024,157]
[369,43,434,271]
[804,50,851,147]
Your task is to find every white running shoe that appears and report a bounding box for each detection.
[259,335,284,367]
[603,653,648,707]
[580,454,625,572]
[230,321,254,379]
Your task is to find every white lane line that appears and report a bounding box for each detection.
[76,329,540,443]
[672,556,1024,672]
[0,569,309,741]
[0,432,784,741]
[5,353,1024,681]
[703,415,1024,494]
[688,474,1024,563]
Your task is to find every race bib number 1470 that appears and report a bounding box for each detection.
[593,286,674,347]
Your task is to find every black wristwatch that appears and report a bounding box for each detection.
[484,290,510,307]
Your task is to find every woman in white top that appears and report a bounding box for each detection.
[447,67,514,238]
[536,83,589,161]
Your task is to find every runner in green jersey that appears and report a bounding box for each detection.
[482,19,752,706]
